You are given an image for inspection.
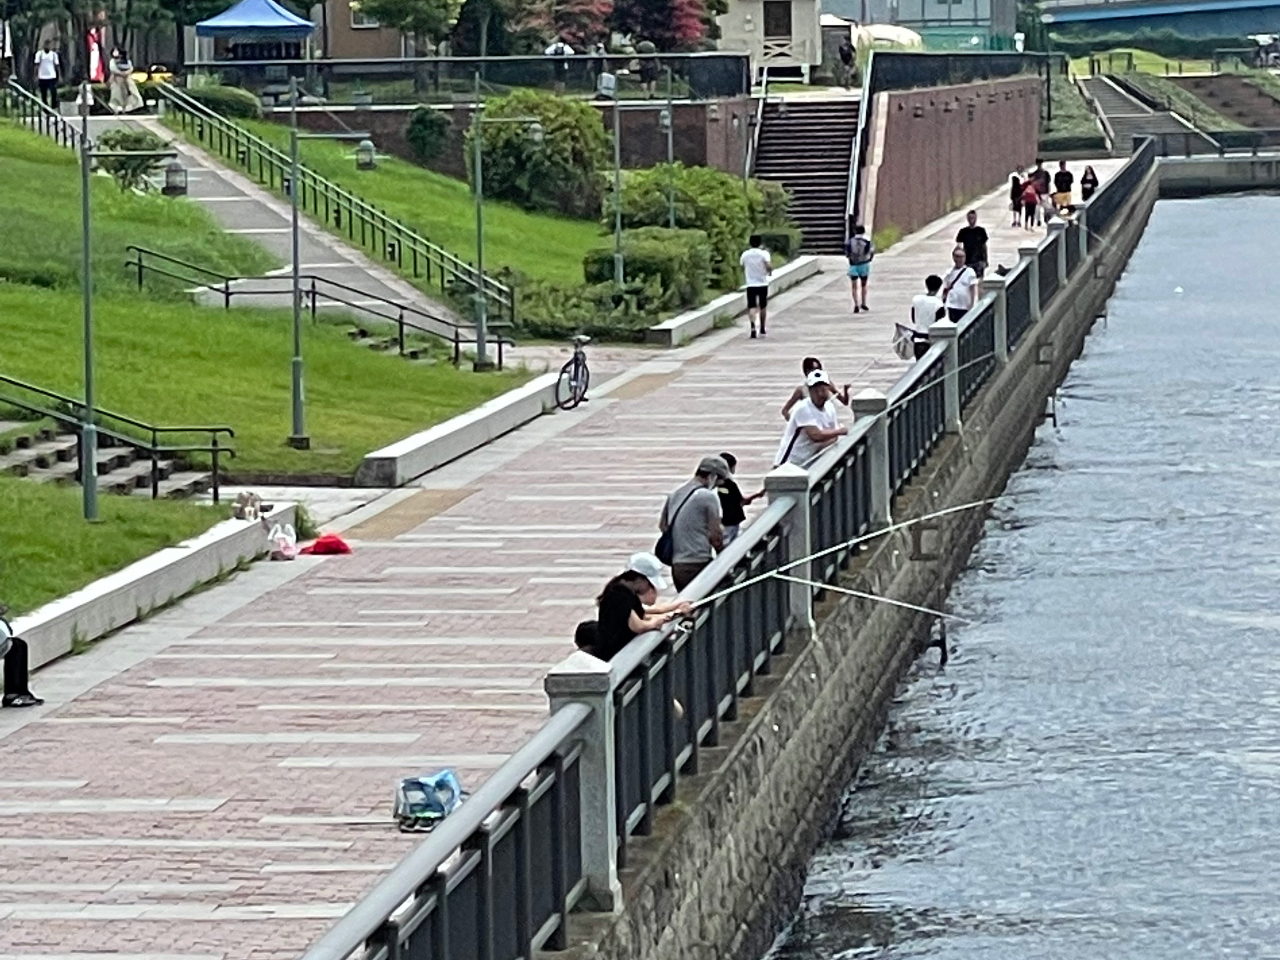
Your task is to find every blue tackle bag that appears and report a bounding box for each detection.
[394,769,465,832]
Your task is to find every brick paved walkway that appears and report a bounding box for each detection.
[0,164,1120,960]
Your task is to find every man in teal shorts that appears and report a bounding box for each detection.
[845,224,874,314]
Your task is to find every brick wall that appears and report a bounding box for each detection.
[866,76,1041,239]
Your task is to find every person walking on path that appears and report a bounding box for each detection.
[574,553,692,662]
[845,224,875,314]
[1053,161,1074,210]
[776,369,848,468]
[740,234,773,339]
[659,456,728,590]
[1020,176,1040,232]
[107,49,143,114]
[1,614,42,709]
[837,36,855,88]
[781,357,850,419]
[909,274,946,359]
[1010,171,1024,227]
[941,246,979,322]
[955,210,989,279]
[33,39,60,109]
[1080,165,1099,202]
[716,452,762,545]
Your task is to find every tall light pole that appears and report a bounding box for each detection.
[662,66,676,229]
[79,82,98,521]
[612,98,624,293]
[287,76,308,449]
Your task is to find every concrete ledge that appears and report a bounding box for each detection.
[645,256,823,348]
[16,504,297,673]
[354,372,559,487]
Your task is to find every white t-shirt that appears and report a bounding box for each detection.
[942,266,978,311]
[911,294,944,332]
[740,247,771,288]
[776,398,839,467]
[34,49,60,80]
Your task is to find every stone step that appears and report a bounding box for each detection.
[126,469,211,499]
[0,436,79,475]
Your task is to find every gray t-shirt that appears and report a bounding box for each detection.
[661,480,721,564]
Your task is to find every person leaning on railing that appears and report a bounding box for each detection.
[574,553,691,662]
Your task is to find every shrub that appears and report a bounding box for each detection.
[467,90,610,218]
[1049,29,1246,62]
[582,227,712,309]
[96,128,168,191]
[184,85,264,120]
[754,227,802,259]
[614,163,793,287]
[1039,132,1109,154]
[517,279,668,342]
[405,106,452,164]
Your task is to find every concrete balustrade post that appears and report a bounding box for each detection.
[983,277,1009,363]
[545,655,622,913]
[1048,220,1067,287]
[850,389,891,528]
[1019,244,1041,322]
[928,318,961,432]
[1077,206,1089,262]
[764,463,815,638]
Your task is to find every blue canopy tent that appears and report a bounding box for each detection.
[194,0,315,63]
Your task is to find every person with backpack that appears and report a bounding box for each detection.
[845,224,875,314]
[657,456,728,590]
[941,245,980,322]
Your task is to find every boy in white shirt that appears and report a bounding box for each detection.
[775,370,848,467]
[739,234,772,339]
[908,274,946,359]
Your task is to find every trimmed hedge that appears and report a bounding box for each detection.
[1039,133,1108,154]
[184,84,264,120]
[1049,30,1248,61]
[582,227,713,309]
[755,227,802,260]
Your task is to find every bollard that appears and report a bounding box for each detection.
[1047,221,1067,289]
[850,389,891,527]
[764,463,815,639]
[544,653,622,913]
[982,277,1009,363]
[928,318,961,432]
[1019,244,1041,322]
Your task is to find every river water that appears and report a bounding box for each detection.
[767,195,1280,960]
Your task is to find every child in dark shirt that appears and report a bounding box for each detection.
[716,452,763,545]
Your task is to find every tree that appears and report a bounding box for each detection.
[357,0,461,53]
[517,0,611,48]
[96,127,166,191]
[609,0,704,51]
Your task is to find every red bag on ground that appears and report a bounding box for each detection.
[300,533,353,555]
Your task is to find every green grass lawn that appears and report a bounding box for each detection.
[0,476,228,616]
[0,122,276,295]
[1042,70,1106,150]
[1119,72,1248,130]
[1070,48,1214,76]
[173,116,605,287]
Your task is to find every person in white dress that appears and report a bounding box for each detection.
[107,49,143,114]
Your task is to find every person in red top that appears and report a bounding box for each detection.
[1020,178,1040,232]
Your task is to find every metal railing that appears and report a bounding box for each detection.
[0,374,233,501]
[155,82,515,324]
[1143,127,1280,157]
[124,246,511,368]
[1088,137,1156,243]
[297,137,1162,960]
[1,79,84,149]
[1037,236,1060,309]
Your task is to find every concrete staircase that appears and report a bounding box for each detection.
[1082,77,1214,153]
[1171,74,1280,128]
[0,420,212,498]
[752,98,861,254]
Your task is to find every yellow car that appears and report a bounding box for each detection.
[131,64,174,85]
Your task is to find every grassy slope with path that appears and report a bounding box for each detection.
[184,117,605,287]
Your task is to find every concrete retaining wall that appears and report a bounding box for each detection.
[1157,154,1280,196]
[561,168,1160,960]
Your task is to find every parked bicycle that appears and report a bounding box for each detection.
[555,335,591,410]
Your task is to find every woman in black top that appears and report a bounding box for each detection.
[575,553,692,662]
[1080,165,1099,202]
[1009,172,1023,227]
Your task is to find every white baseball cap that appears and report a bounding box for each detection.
[627,552,668,590]
[806,369,832,388]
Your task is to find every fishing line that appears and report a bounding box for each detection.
[770,574,972,624]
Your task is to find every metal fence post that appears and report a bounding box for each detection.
[1048,221,1067,288]
[763,464,815,638]
[928,318,961,432]
[983,276,1009,363]
[849,389,891,528]
[1076,207,1089,263]
[1019,244,1041,322]
[544,655,622,914]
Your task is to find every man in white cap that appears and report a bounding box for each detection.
[658,455,729,590]
[775,369,848,467]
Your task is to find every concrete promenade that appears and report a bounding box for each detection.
[0,165,1119,960]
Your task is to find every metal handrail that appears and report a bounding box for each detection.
[745,68,768,177]
[154,82,516,322]
[2,78,85,149]
[845,49,875,239]
[299,701,593,960]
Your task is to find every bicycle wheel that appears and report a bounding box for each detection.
[556,358,583,410]
[575,361,591,404]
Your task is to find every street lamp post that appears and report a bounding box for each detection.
[612,100,624,292]
[664,66,675,229]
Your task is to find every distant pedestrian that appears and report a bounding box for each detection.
[781,357,850,419]
[1,616,42,709]
[909,274,946,359]
[740,234,773,339]
[658,456,728,590]
[845,223,874,313]
[545,39,574,94]
[33,39,60,109]
[1010,171,1023,227]
[574,553,691,662]
[1020,176,1040,231]
[955,209,989,278]
[941,245,979,322]
[1080,164,1099,202]
[716,452,762,545]
[1031,159,1051,198]
[775,369,848,468]
[837,36,855,88]
[1053,160,1074,209]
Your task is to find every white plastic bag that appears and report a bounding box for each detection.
[892,323,916,362]
[268,522,298,561]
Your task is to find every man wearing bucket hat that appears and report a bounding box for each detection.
[658,455,729,590]
[574,553,693,662]
[775,369,848,468]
